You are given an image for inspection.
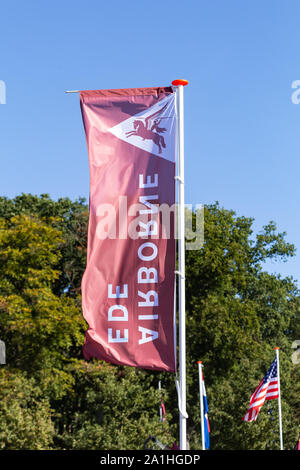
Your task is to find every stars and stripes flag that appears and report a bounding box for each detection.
[243,357,279,422]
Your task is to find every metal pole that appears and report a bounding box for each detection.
[172,79,188,450]
[0,340,5,365]
[274,347,283,450]
[158,380,163,422]
[198,361,205,450]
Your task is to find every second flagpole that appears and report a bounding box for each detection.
[172,79,189,450]
[197,361,205,450]
[274,347,283,450]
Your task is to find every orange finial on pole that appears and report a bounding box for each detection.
[172,79,189,87]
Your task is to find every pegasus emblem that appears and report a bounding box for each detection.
[125,103,168,154]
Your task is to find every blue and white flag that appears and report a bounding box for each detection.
[202,378,210,450]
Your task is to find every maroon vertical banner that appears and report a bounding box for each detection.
[80,86,176,372]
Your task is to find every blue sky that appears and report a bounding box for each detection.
[0,0,299,285]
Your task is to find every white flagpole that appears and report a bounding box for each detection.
[197,361,205,450]
[158,380,163,422]
[172,79,188,450]
[274,347,283,450]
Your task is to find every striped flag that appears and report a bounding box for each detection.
[243,357,279,422]
[202,376,210,449]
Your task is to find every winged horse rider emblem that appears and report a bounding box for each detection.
[125,103,168,154]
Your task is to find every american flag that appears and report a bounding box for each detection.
[243,357,279,422]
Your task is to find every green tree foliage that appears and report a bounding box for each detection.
[0,194,176,450]
[0,369,54,449]
[0,193,88,297]
[184,204,300,449]
[0,213,85,400]
[53,362,175,450]
[0,194,299,449]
